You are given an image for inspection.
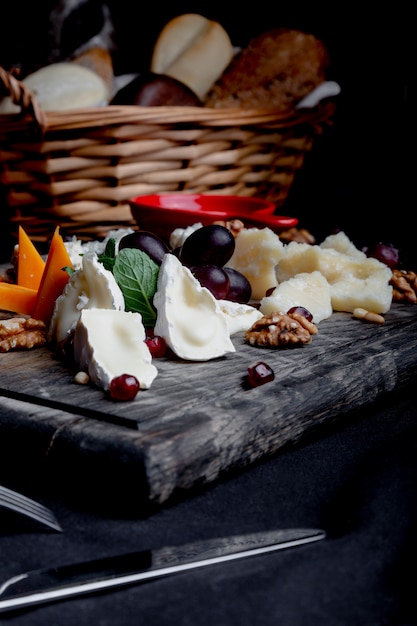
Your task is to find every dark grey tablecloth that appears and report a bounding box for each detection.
[0,383,416,625]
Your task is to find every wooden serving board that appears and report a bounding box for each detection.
[1,304,417,509]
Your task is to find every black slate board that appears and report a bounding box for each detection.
[1,304,417,509]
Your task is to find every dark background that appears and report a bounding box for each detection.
[0,3,414,264]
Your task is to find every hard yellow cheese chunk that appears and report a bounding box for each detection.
[276,232,392,314]
[259,270,332,323]
[227,228,285,300]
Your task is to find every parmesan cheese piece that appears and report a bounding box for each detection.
[259,271,332,323]
[276,232,393,314]
[227,227,285,300]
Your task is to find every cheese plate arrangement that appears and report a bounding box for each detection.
[0,221,416,510]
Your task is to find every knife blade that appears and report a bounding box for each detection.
[0,527,325,613]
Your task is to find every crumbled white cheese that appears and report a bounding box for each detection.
[169,223,203,250]
[64,229,134,269]
[154,253,235,361]
[73,308,157,390]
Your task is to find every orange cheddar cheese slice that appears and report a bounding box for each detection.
[17,225,46,291]
[32,227,74,325]
[0,282,37,316]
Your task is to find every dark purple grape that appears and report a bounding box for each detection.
[287,306,313,322]
[190,265,230,299]
[119,231,170,265]
[247,362,275,388]
[223,267,252,303]
[179,225,235,268]
[364,242,399,269]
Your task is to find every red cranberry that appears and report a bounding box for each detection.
[287,306,313,322]
[108,374,140,401]
[247,362,275,388]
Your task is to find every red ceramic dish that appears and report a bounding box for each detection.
[129,193,298,242]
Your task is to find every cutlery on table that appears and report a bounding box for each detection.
[0,485,62,533]
[0,527,325,613]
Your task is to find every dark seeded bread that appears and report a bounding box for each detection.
[204,28,329,111]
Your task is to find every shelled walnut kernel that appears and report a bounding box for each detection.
[245,311,317,348]
[390,269,417,303]
[0,317,47,352]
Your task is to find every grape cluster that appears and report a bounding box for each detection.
[178,225,252,303]
[119,225,252,304]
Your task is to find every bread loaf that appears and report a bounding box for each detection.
[0,62,110,112]
[150,13,234,100]
[204,28,329,110]
[71,47,114,95]
[110,72,202,106]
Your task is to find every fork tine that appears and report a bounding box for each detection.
[0,486,54,516]
[0,495,59,526]
[0,486,62,532]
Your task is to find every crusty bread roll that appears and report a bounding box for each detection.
[71,47,114,95]
[205,28,329,110]
[110,72,202,106]
[150,13,234,100]
[0,62,110,113]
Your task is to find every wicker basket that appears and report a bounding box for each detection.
[0,66,335,243]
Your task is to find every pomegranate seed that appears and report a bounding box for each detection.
[145,333,167,358]
[287,306,313,322]
[108,374,140,401]
[247,362,275,388]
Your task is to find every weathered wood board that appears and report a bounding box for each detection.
[0,304,416,509]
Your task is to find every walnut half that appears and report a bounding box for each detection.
[244,311,317,348]
[390,269,417,303]
[0,317,47,352]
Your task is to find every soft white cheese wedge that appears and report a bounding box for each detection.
[276,232,393,314]
[73,309,158,390]
[227,227,286,300]
[217,300,263,335]
[154,254,235,361]
[259,271,332,323]
[48,251,125,344]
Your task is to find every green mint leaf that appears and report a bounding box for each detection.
[98,238,117,272]
[113,248,159,327]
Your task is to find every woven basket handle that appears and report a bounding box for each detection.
[0,66,46,129]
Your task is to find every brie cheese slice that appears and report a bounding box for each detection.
[218,300,263,335]
[73,308,158,390]
[154,254,235,361]
[48,251,125,344]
